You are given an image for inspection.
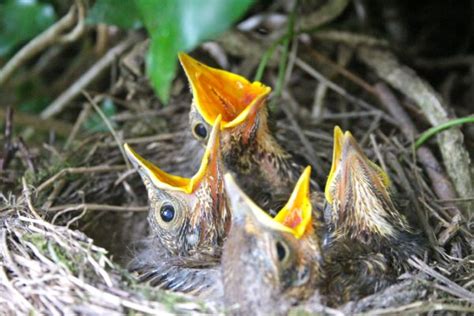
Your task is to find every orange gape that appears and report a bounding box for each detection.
[178,52,270,126]
[274,166,314,239]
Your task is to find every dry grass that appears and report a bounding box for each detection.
[1,1,473,314]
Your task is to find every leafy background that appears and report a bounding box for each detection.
[87,0,254,103]
[1,0,254,131]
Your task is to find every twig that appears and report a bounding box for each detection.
[64,103,92,150]
[36,165,126,193]
[226,0,350,80]
[294,57,397,125]
[58,0,86,44]
[47,203,148,213]
[297,0,349,32]
[358,48,473,214]
[0,266,36,313]
[42,179,66,210]
[386,153,439,252]
[0,107,71,137]
[269,0,297,111]
[374,83,462,218]
[82,92,131,170]
[40,35,141,119]
[312,83,328,120]
[304,45,377,96]
[0,0,84,86]
[0,107,15,171]
[360,301,474,315]
[281,90,324,179]
[313,30,388,47]
[17,138,36,173]
[22,178,42,220]
[408,257,474,303]
[368,134,387,173]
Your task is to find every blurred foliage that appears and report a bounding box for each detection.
[83,98,117,132]
[0,0,57,56]
[87,0,254,103]
[86,0,142,29]
[19,97,50,114]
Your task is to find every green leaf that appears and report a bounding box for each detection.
[84,98,117,132]
[0,0,57,56]
[86,0,142,29]
[135,0,254,103]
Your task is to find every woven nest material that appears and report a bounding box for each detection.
[1,35,473,314]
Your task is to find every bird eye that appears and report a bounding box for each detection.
[275,240,289,262]
[193,123,208,140]
[160,204,175,222]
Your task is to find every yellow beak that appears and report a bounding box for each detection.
[274,166,313,239]
[124,115,222,194]
[224,173,296,236]
[324,126,391,204]
[178,53,271,129]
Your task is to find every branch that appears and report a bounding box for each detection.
[40,35,141,119]
[358,47,473,214]
[0,0,85,86]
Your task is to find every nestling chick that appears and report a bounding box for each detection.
[179,53,310,212]
[124,116,229,296]
[222,168,323,315]
[323,126,425,304]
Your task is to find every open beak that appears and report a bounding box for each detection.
[124,115,223,194]
[324,126,391,205]
[325,126,344,203]
[274,166,313,239]
[178,53,271,129]
[224,173,296,237]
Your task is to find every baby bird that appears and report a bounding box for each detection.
[323,126,425,304]
[179,53,309,211]
[222,168,323,315]
[124,116,229,297]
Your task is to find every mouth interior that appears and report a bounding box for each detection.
[179,53,270,126]
[124,120,220,194]
[195,75,269,125]
[274,166,312,239]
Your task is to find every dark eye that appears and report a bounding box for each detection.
[276,240,288,262]
[193,123,208,139]
[160,204,175,222]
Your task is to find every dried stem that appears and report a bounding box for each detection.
[0,0,85,86]
[40,35,142,119]
[374,83,462,217]
[358,48,473,214]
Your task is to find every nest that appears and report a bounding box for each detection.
[1,3,473,314]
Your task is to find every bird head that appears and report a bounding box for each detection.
[222,171,321,314]
[179,53,272,147]
[124,116,230,260]
[324,126,408,241]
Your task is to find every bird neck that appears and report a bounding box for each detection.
[187,184,231,255]
[223,113,301,203]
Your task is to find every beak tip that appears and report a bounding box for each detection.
[224,173,247,220]
[303,165,311,178]
[123,143,134,163]
[177,51,187,62]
